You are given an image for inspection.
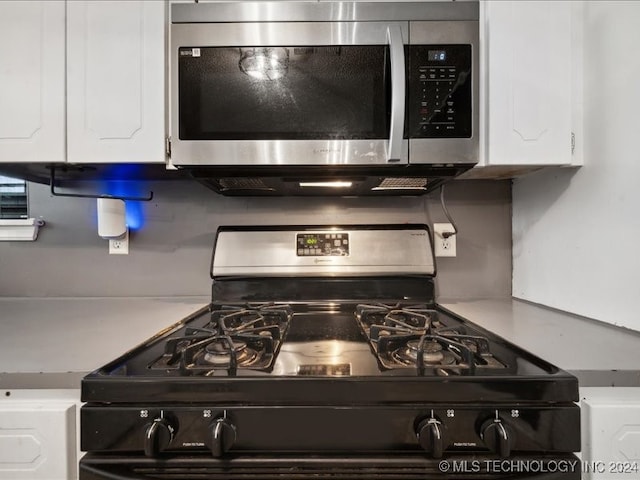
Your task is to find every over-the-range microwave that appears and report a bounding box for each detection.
[170,2,479,196]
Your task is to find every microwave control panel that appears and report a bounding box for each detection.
[297,233,349,257]
[408,45,472,138]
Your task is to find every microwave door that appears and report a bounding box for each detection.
[171,22,409,166]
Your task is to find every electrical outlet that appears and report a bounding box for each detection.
[108,229,129,255]
[433,223,456,257]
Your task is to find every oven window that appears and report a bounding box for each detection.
[178,46,390,140]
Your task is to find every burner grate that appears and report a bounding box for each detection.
[355,303,505,374]
[148,304,292,375]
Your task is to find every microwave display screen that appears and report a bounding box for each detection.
[428,50,446,61]
[178,46,390,141]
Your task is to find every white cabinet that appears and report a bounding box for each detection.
[66,0,166,164]
[0,1,65,164]
[0,390,80,480]
[581,388,640,480]
[0,1,166,165]
[478,0,581,169]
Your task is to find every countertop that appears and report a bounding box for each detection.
[0,296,209,389]
[1,296,639,389]
[440,299,640,387]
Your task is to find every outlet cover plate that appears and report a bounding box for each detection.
[108,229,129,255]
[433,223,456,257]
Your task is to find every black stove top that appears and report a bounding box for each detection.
[82,279,578,404]
[109,301,546,379]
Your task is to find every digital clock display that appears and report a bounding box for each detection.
[296,232,350,257]
[428,50,447,61]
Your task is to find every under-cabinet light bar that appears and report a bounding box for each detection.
[299,181,353,188]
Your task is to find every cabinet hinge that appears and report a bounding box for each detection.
[571,132,575,155]
[166,137,172,157]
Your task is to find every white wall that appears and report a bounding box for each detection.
[512,2,640,330]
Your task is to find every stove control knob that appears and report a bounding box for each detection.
[416,417,445,458]
[144,418,175,457]
[480,418,513,458]
[210,417,237,457]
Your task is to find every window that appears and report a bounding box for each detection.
[0,175,28,219]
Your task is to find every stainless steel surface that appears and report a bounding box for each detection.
[408,20,479,165]
[273,341,377,376]
[171,2,480,24]
[212,228,435,277]
[172,140,410,168]
[170,21,410,167]
[170,8,478,169]
[172,21,409,47]
[386,25,406,163]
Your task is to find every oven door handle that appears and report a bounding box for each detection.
[386,24,406,163]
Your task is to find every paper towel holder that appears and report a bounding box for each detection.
[49,166,154,201]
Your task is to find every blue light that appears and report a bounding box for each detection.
[99,166,147,231]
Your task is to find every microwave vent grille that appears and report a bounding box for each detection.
[372,178,428,191]
[218,178,274,192]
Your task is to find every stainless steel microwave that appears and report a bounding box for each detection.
[170,2,479,196]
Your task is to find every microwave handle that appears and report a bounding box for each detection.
[386,25,406,163]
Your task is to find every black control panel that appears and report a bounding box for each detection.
[297,233,349,256]
[408,44,472,138]
[81,404,580,455]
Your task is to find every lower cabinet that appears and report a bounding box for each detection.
[0,389,80,480]
[581,387,640,480]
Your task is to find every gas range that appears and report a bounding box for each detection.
[79,225,580,480]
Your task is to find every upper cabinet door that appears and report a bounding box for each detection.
[67,1,166,164]
[0,1,65,163]
[480,1,574,166]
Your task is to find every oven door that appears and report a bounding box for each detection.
[170,22,408,166]
[79,453,582,479]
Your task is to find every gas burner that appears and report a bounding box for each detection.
[394,339,456,366]
[200,339,257,366]
[148,304,292,375]
[355,304,505,374]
